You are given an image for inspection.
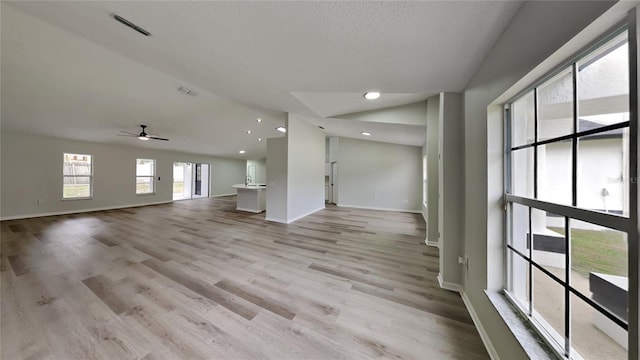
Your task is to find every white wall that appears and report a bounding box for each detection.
[265,137,288,223]
[540,138,625,213]
[328,136,339,162]
[438,92,464,287]
[426,95,440,246]
[336,137,421,212]
[338,101,428,126]
[461,1,616,358]
[286,114,325,222]
[0,130,246,219]
[247,158,266,184]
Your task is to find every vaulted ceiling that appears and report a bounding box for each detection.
[1,1,522,158]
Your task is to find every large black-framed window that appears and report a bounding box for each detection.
[504,28,635,359]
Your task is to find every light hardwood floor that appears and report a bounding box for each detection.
[1,197,489,359]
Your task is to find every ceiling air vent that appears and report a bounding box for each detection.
[112,14,151,36]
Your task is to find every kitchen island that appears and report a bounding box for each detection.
[232,184,266,213]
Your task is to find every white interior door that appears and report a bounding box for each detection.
[331,162,338,204]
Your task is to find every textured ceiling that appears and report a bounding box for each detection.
[1,1,523,157]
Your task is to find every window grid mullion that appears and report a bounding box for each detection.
[528,207,533,317]
[534,89,539,200]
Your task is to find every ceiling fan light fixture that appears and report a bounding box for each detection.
[364,92,380,100]
[239,150,246,154]
[119,125,169,141]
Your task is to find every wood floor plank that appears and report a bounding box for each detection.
[308,263,394,291]
[215,279,296,320]
[91,234,119,247]
[351,283,474,325]
[82,274,132,315]
[0,197,489,359]
[8,254,29,276]
[140,258,260,321]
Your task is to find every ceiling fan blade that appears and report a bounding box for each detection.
[148,136,169,141]
[119,131,139,136]
[117,133,137,137]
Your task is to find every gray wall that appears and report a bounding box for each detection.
[338,101,428,126]
[266,136,288,223]
[0,130,246,219]
[438,92,464,287]
[337,137,422,212]
[461,1,616,358]
[286,114,325,222]
[426,94,440,246]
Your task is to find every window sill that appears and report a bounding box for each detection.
[136,193,155,196]
[485,290,559,360]
[62,197,92,201]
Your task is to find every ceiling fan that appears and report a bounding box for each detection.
[119,125,169,141]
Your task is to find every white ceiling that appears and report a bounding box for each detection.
[1,1,522,158]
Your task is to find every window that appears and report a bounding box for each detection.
[63,153,93,199]
[505,30,633,359]
[136,159,155,195]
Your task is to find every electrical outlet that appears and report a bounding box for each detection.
[458,255,469,269]
[37,199,44,205]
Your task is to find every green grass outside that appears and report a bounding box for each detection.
[549,226,627,277]
[136,183,153,194]
[63,184,90,198]
[173,181,184,195]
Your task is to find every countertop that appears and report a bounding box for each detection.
[232,184,267,189]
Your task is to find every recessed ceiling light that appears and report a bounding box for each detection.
[257,118,262,123]
[239,150,246,154]
[364,92,380,100]
[276,126,287,133]
[177,86,198,97]
[361,131,371,136]
[247,130,252,134]
[258,138,263,142]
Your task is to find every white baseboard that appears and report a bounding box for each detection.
[264,217,287,224]
[437,273,463,292]
[286,207,324,224]
[436,275,499,360]
[236,207,264,213]
[337,203,421,214]
[425,238,439,247]
[0,200,173,221]
[264,207,324,224]
[211,193,236,198]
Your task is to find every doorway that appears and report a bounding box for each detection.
[173,162,210,200]
[192,163,210,198]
